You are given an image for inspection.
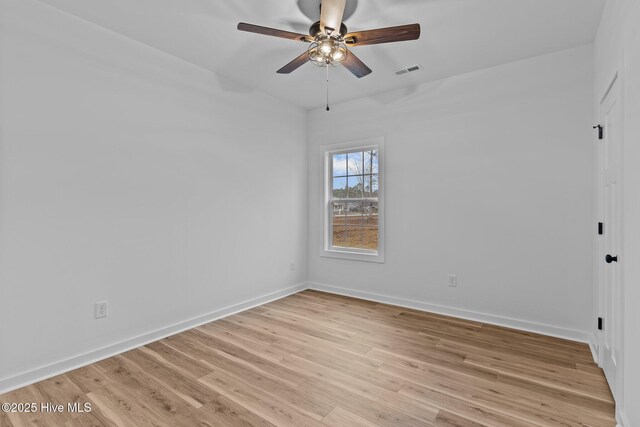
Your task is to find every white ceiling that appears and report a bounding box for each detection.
[38,0,605,110]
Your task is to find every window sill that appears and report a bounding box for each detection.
[321,248,385,263]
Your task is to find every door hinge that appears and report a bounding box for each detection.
[598,317,603,331]
[593,125,604,140]
[598,222,604,235]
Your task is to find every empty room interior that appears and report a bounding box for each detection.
[1,0,640,426]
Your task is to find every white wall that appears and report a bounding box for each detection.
[0,0,307,391]
[308,45,594,340]
[595,2,640,426]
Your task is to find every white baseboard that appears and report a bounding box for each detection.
[309,282,591,344]
[588,333,600,365]
[0,282,308,395]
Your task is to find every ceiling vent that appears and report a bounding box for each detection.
[395,65,423,75]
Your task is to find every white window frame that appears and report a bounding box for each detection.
[322,137,385,263]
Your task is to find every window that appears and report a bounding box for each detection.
[323,139,384,262]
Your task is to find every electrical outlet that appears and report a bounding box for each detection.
[448,275,457,287]
[95,301,109,319]
[290,261,295,272]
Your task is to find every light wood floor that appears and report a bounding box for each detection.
[0,290,615,426]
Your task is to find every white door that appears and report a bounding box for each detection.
[598,75,623,401]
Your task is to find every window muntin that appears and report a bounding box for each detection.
[327,146,380,253]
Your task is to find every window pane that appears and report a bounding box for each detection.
[344,226,364,248]
[364,150,379,174]
[332,177,347,198]
[332,201,347,216]
[362,201,379,249]
[333,153,347,177]
[346,202,364,226]
[347,176,363,198]
[331,201,378,251]
[333,228,349,247]
[363,175,379,198]
[332,203,348,247]
[347,151,363,176]
[371,174,379,196]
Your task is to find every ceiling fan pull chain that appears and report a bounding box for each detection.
[326,64,330,111]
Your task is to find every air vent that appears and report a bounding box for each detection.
[395,64,423,76]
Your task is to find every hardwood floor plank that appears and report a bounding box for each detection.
[268,301,440,349]
[65,365,114,395]
[478,323,590,351]
[398,383,536,427]
[0,411,14,427]
[86,385,167,427]
[379,357,613,427]
[0,290,616,426]
[238,311,369,353]
[196,323,286,363]
[434,410,487,427]
[436,340,579,370]
[260,308,358,338]
[197,349,333,420]
[296,378,432,427]
[399,378,609,427]
[1,387,42,426]
[577,362,610,376]
[198,369,325,427]
[282,352,405,393]
[119,349,214,408]
[279,354,438,424]
[497,374,615,415]
[214,318,281,345]
[181,328,304,387]
[463,353,613,400]
[424,330,582,369]
[196,394,276,427]
[225,313,381,372]
[62,411,111,427]
[93,356,215,426]
[370,348,499,383]
[142,341,212,379]
[322,407,379,427]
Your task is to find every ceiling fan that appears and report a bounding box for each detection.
[237,0,421,79]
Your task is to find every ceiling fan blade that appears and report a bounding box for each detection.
[345,24,421,46]
[342,49,372,78]
[277,51,310,74]
[237,23,312,42]
[320,0,346,34]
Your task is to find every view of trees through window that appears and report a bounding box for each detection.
[330,148,379,250]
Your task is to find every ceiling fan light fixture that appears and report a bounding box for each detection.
[332,49,345,61]
[308,37,347,67]
[320,40,333,54]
